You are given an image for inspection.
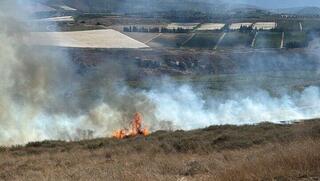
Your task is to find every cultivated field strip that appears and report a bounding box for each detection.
[229,23,252,30]
[26,29,149,49]
[197,23,225,31]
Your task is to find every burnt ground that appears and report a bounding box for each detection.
[1,119,320,180]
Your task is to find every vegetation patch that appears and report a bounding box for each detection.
[254,32,282,48]
[183,32,222,48]
[148,33,192,48]
[219,32,254,48]
[285,32,309,48]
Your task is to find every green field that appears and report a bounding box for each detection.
[277,20,301,31]
[284,32,309,48]
[302,20,320,32]
[183,32,222,48]
[148,33,192,48]
[254,32,282,48]
[219,32,254,49]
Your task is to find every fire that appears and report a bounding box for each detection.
[113,112,150,139]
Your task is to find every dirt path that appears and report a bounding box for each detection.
[214,32,226,50]
[144,33,162,44]
[251,32,258,48]
[181,33,195,46]
[280,32,285,49]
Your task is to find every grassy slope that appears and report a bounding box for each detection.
[1,119,320,180]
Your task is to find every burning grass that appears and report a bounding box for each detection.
[113,112,149,139]
[1,119,320,180]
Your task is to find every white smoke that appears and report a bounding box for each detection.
[146,82,320,129]
[1,0,320,146]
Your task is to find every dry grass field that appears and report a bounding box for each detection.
[253,22,277,30]
[26,29,149,49]
[197,23,225,31]
[1,119,320,181]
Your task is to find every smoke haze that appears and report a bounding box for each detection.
[1,1,320,145]
[224,0,320,9]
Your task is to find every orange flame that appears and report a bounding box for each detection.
[113,112,149,139]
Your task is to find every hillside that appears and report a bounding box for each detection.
[274,6,320,16]
[37,0,235,14]
[1,119,319,180]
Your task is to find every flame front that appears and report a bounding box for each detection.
[113,112,149,139]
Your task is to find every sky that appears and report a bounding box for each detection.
[225,0,320,9]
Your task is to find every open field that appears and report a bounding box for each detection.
[147,33,193,48]
[277,20,301,31]
[284,32,309,48]
[26,29,149,49]
[0,119,319,180]
[302,20,320,32]
[218,32,254,49]
[183,33,222,48]
[123,32,161,43]
[254,32,282,48]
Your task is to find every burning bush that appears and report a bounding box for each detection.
[113,112,149,139]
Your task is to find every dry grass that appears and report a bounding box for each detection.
[216,139,320,181]
[197,23,225,31]
[1,120,320,180]
[26,29,149,49]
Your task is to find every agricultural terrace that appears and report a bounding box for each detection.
[229,23,253,30]
[253,22,277,30]
[197,23,225,31]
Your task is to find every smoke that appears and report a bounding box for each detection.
[0,0,159,145]
[1,1,320,146]
[145,80,320,129]
[223,0,320,9]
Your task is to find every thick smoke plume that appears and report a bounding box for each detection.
[1,1,320,146]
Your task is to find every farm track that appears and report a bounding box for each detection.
[180,33,195,46]
[214,32,226,50]
[251,32,258,48]
[280,32,285,49]
[144,33,162,44]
